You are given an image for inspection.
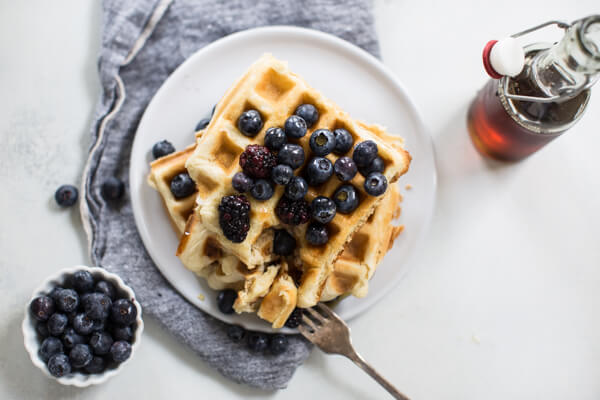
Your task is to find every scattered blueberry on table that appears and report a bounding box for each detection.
[54,185,79,207]
[101,177,125,201]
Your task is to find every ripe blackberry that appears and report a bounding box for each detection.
[239,145,276,179]
[218,195,251,242]
[275,197,310,225]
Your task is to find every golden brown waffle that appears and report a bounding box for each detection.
[183,54,411,308]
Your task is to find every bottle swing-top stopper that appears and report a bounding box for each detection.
[482,37,525,79]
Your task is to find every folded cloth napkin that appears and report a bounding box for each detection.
[80,0,380,390]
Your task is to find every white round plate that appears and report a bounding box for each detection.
[130,26,436,333]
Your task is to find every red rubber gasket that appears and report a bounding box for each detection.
[482,40,502,79]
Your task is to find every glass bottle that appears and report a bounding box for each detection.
[468,16,600,161]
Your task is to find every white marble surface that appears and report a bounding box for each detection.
[1,1,599,399]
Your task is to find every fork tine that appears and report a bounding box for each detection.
[305,307,326,323]
[297,324,314,340]
[301,314,318,330]
[316,303,338,319]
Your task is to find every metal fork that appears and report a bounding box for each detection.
[298,303,411,400]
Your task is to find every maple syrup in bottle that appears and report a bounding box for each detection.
[468,16,600,161]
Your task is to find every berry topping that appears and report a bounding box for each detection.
[62,327,85,349]
[195,117,210,131]
[95,280,117,301]
[237,109,263,137]
[30,296,55,322]
[84,356,106,374]
[227,325,246,342]
[239,144,276,179]
[69,344,93,369]
[270,334,289,355]
[305,157,333,186]
[364,172,388,196]
[39,337,63,362]
[311,196,336,224]
[48,286,64,302]
[111,325,133,342]
[89,331,114,355]
[333,184,359,214]
[359,156,385,176]
[285,308,303,328]
[54,185,78,207]
[170,172,195,199]
[56,289,79,313]
[72,270,94,293]
[284,115,307,139]
[273,229,296,256]
[306,222,329,245]
[352,140,378,167]
[217,289,237,314]
[250,179,274,201]
[309,129,335,156]
[73,313,95,335]
[277,144,305,169]
[91,318,106,333]
[83,293,112,320]
[152,140,175,159]
[271,164,293,186]
[36,321,49,338]
[48,354,71,378]
[285,176,308,200]
[110,299,138,326]
[264,127,287,151]
[101,177,125,200]
[247,332,269,352]
[110,341,132,363]
[294,104,319,128]
[232,172,255,193]
[334,156,358,182]
[47,313,69,337]
[276,197,310,225]
[333,128,354,155]
[218,195,251,243]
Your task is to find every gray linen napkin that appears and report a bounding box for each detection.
[81,0,380,390]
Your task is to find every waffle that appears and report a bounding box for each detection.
[182,54,411,308]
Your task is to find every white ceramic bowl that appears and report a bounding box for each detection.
[22,265,144,387]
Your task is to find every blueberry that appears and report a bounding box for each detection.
[247,332,269,352]
[306,222,329,245]
[195,117,210,131]
[62,327,85,349]
[352,140,378,167]
[66,311,78,325]
[47,354,71,378]
[264,127,287,151]
[110,299,138,326]
[285,176,308,200]
[305,157,333,186]
[36,321,50,338]
[309,129,335,156]
[83,293,112,320]
[101,176,125,200]
[334,156,358,182]
[39,337,64,362]
[284,308,303,328]
[73,313,94,335]
[278,144,305,169]
[294,104,319,128]
[47,313,69,337]
[250,179,274,201]
[273,229,296,256]
[111,325,133,342]
[95,280,117,301]
[359,156,385,176]
[91,318,106,333]
[237,109,263,137]
[89,331,114,355]
[84,356,106,374]
[333,128,354,155]
[311,196,336,224]
[170,172,195,199]
[232,172,254,193]
[333,185,359,214]
[69,344,93,368]
[110,341,132,363]
[56,289,79,313]
[216,289,237,314]
[211,103,217,116]
[364,172,388,196]
[284,115,307,139]
[54,185,78,207]
[270,334,289,355]
[48,287,64,302]
[227,325,246,342]
[271,164,293,186]
[151,140,175,159]
[72,270,94,293]
[30,296,55,322]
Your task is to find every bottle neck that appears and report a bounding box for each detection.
[531,15,600,99]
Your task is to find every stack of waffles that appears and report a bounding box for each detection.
[148,54,410,328]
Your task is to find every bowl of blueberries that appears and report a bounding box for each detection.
[22,266,143,386]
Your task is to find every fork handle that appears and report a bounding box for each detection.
[347,351,411,400]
